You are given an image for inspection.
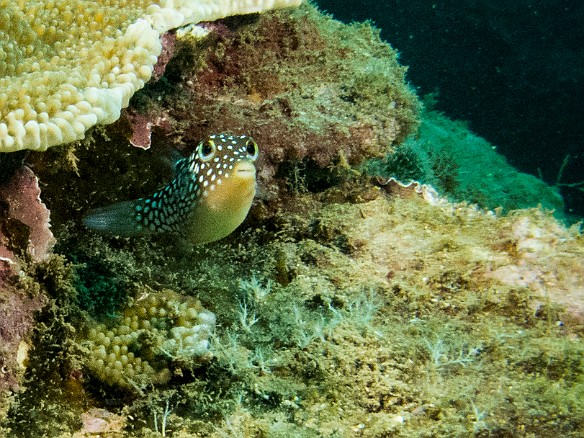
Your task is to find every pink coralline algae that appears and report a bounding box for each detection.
[0,166,52,396]
[122,31,176,150]
[124,110,172,150]
[0,166,55,274]
[0,282,47,393]
[152,31,177,82]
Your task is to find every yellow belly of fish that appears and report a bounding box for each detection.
[186,162,256,245]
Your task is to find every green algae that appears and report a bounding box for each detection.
[365,109,565,218]
[5,256,86,437]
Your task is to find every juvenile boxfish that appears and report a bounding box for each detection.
[83,133,259,244]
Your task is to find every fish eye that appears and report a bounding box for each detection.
[245,138,258,160]
[198,140,216,162]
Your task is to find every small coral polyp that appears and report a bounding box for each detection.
[83,289,215,392]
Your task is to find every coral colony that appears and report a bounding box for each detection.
[84,290,215,393]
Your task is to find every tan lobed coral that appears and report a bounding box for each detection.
[0,0,303,152]
[82,289,215,393]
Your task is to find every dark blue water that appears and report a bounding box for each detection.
[315,0,584,218]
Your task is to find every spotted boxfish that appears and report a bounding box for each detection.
[83,133,258,244]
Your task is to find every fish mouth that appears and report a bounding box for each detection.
[233,161,256,179]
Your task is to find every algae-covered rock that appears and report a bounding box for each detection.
[367,109,565,216]
[0,3,582,438]
[4,183,584,437]
[22,3,419,230]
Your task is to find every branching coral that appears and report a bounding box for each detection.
[0,0,303,152]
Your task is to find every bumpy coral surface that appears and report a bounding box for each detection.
[0,0,303,152]
[83,289,215,392]
[0,0,159,152]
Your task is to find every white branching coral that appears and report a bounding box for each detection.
[0,0,303,152]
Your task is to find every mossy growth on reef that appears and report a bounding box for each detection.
[4,177,583,436]
[1,3,582,438]
[5,256,87,437]
[365,109,565,218]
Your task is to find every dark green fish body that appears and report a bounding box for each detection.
[84,134,258,244]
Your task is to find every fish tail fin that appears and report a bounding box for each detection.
[83,200,146,236]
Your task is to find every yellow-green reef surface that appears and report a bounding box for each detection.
[0,3,583,437]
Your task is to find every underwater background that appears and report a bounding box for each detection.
[316,0,584,220]
[0,1,583,437]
